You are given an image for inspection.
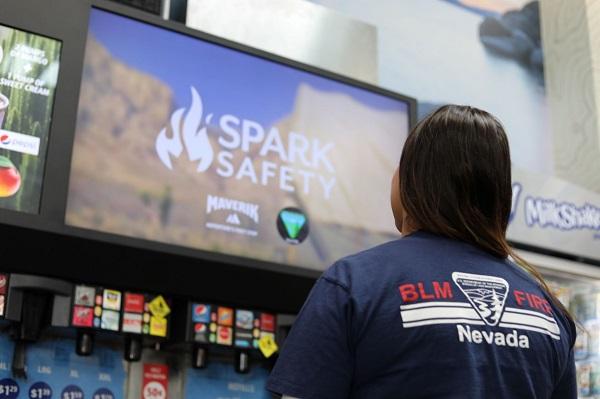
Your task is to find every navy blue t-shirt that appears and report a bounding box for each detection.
[267,231,576,399]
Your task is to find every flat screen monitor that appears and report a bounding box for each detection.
[0,24,61,214]
[65,7,415,272]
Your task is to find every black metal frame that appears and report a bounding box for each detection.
[108,0,162,15]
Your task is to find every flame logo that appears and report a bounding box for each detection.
[155,87,214,172]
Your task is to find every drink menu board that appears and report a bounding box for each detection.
[0,24,61,213]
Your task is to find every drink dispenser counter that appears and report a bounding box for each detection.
[4,274,72,378]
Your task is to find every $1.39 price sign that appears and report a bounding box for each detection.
[61,385,84,399]
[29,382,52,399]
[142,364,168,399]
[93,388,115,399]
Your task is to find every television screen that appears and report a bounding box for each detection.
[65,8,412,271]
[0,24,61,213]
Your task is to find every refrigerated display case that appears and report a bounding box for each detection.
[519,250,600,399]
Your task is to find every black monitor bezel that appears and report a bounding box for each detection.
[0,0,417,281]
[0,0,89,224]
[71,0,418,278]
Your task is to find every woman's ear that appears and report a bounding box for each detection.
[390,168,403,234]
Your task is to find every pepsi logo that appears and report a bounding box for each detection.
[195,304,207,315]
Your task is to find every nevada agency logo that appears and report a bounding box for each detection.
[399,273,561,349]
[452,272,508,326]
[155,87,214,172]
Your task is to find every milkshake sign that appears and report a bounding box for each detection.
[506,179,600,260]
[509,182,600,233]
[156,87,336,200]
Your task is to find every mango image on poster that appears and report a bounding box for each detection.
[0,156,20,197]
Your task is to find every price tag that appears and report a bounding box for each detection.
[61,385,84,399]
[142,364,168,399]
[29,382,52,399]
[258,334,279,358]
[92,388,114,399]
[0,379,19,399]
[142,382,166,399]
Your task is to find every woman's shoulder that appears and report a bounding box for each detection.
[322,235,434,291]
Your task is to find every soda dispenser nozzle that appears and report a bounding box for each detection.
[11,340,26,379]
[10,290,51,377]
[192,345,207,369]
[124,334,143,362]
[235,350,250,374]
[4,275,71,378]
[76,330,94,356]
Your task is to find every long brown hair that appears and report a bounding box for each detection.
[398,105,573,323]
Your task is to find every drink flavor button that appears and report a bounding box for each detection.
[192,304,210,323]
[148,296,170,318]
[150,316,168,337]
[258,334,278,358]
[0,274,7,295]
[124,293,145,313]
[74,285,95,307]
[103,289,122,311]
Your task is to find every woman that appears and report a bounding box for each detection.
[267,105,576,398]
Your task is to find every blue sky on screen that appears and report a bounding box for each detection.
[88,8,407,127]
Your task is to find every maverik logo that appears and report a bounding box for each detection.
[452,272,508,327]
[155,87,336,200]
[205,195,259,237]
[206,195,259,224]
